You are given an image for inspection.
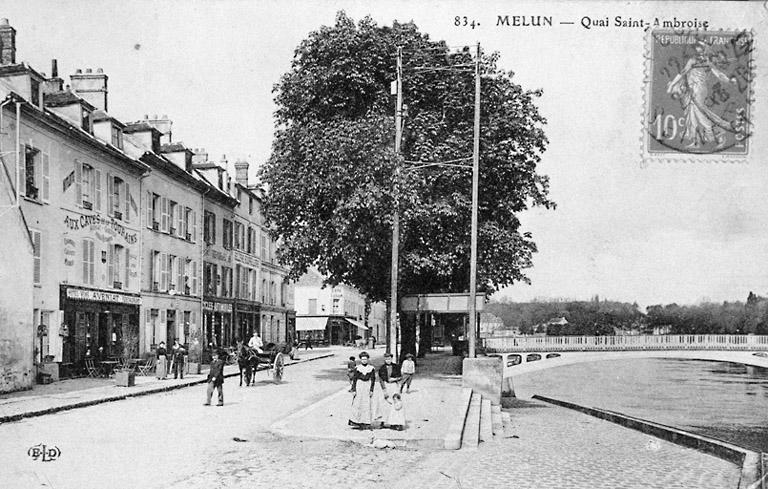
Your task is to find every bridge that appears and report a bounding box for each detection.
[483,334,768,376]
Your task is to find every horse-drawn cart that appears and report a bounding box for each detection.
[235,342,292,386]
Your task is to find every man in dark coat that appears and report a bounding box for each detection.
[204,349,226,406]
[378,352,402,400]
[171,339,185,380]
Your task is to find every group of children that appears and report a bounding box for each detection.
[347,352,416,431]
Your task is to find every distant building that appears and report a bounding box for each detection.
[479,313,504,336]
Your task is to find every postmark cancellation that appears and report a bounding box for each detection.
[642,29,755,164]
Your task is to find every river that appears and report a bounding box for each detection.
[512,358,768,453]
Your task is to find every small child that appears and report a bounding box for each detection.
[386,393,405,430]
[400,353,415,393]
[346,356,357,392]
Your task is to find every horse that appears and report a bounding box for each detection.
[236,341,259,387]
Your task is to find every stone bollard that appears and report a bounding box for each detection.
[501,376,516,408]
[462,357,502,406]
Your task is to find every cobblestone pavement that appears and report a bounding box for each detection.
[396,399,742,489]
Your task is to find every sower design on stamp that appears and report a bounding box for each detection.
[645,29,754,160]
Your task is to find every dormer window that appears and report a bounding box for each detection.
[30,79,40,108]
[111,124,123,149]
[81,107,91,132]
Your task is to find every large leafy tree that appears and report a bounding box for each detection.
[260,12,554,340]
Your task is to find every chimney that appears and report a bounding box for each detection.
[191,147,208,166]
[0,19,16,65]
[43,59,64,94]
[70,67,108,111]
[234,159,249,187]
[145,114,172,144]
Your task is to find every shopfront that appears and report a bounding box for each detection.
[202,299,233,362]
[234,301,260,344]
[60,285,140,366]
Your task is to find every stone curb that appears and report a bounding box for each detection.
[0,353,335,425]
[444,388,472,450]
[532,394,763,489]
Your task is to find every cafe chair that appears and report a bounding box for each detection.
[85,358,99,378]
[137,357,155,376]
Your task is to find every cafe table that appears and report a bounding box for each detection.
[100,360,119,378]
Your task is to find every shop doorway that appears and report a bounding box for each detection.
[166,309,176,344]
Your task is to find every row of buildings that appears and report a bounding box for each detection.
[0,19,389,393]
[0,19,299,391]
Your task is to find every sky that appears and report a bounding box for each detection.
[4,0,768,308]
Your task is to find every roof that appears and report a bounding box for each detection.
[139,151,209,194]
[0,63,45,80]
[92,109,126,127]
[160,142,192,153]
[43,90,96,110]
[192,162,221,170]
[123,121,162,135]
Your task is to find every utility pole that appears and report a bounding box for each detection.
[389,46,403,360]
[468,42,481,358]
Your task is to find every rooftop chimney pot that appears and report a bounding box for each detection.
[51,59,58,78]
[0,19,8,26]
[76,69,82,74]
[153,114,158,119]
[0,19,15,65]
[85,68,92,74]
[96,68,103,73]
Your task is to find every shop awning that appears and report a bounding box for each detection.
[346,318,368,331]
[295,316,329,331]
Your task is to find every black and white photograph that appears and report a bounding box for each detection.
[0,1,766,488]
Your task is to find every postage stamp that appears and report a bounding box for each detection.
[643,29,755,163]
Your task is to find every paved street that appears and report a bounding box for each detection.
[0,348,744,489]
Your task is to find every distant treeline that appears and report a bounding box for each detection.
[486,292,768,335]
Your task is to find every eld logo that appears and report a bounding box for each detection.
[27,443,61,462]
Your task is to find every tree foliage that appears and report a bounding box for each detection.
[260,12,553,303]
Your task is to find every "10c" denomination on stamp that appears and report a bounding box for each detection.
[643,29,754,163]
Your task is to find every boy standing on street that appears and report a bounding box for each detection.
[172,339,185,380]
[400,353,416,393]
[346,356,357,391]
[204,349,225,406]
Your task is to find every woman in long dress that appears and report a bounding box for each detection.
[155,341,167,380]
[349,351,376,429]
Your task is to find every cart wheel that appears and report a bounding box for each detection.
[273,352,284,382]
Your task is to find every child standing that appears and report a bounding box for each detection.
[386,393,405,430]
[346,356,357,392]
[400,353,415,393]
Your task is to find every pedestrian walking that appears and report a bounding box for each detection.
[204,349,225,406]
[304,334,313,350]
[400,353,415,393]
[171,339,185,379]
[155,341,167,380]
[346,356,357,392]
[385,393,406,430]
[348,351,375,429]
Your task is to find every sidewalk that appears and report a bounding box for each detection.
[270,351,465,449]
[0,348,336,424]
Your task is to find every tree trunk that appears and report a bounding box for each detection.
[418,312,432,358]
[385,301,391,355]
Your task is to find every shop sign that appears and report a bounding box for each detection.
[205,248,231,262]
[63,238,76,267]
[203,301,233,313]
[66,287,141,305]
[234,250,260,268]
[63,212,138,245]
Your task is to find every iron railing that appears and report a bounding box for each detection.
[484,334,768,352]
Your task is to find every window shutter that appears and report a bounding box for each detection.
[178,258,184,292]
[82,239,88,284]
[192,211,197,243]
[19,148,26,196]
[124,248,130,289]
[107,172,114,215]
[32,230,41,284]
[124,182,130,222]
[177,207,183,237]
[147,192,152,228]
[192,260,198,296]
[94,169,102,211]
[162,198,169,232]
[161,252,168,291]
[160,309,166,324]
[88,241,94,285]
[74,160,81,204]
[41,153,50,203]
[107,245,114,286]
